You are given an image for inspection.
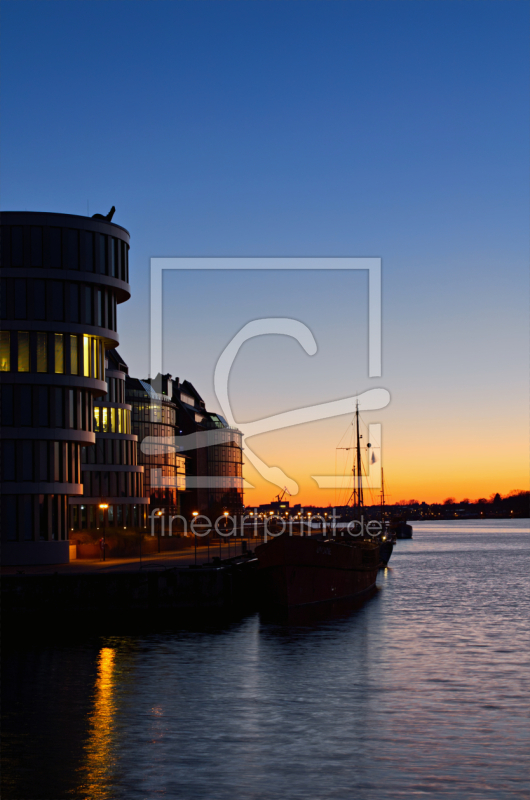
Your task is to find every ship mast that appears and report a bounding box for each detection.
[353,400,364,514]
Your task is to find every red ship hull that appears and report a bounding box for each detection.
[255,536,380,608]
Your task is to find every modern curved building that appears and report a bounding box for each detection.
[0,211,131,564]
[68,349,148,534]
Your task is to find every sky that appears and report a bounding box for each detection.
[2,0,528,505]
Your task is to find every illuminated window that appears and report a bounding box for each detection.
[110,407,116,433]
[92,337,97,379]
[70,335,78,375]
[0,331,10,371]
[37,333,47,372]
[54,334,64,374]
[117,408,122,433]
[18,331,30,372]
[83,336,90,376]
[102,407,108,433]
[94,406,100,432]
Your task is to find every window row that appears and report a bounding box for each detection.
[130,401,176,425]
[81,470,144,499]
[0,331,105,379]
[1,439,80,484]
[207,462,243,477]
[1,278,118,330]
[71,503,147,531]
[94,406,131,434]
[1,494,69,542]
[5,226,129,282]
[208,445,243,464]
[1,384,94,431]
[82,439,138,466]
[103,375,125,404]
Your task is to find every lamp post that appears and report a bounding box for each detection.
[157,509,163,553]
[224,511,229,558]
[192,511,199,565]
[99,503,108,561]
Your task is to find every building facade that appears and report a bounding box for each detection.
[0,211,131,564]
[171,378,244,516]
[126,375,186,517]
[68,349,148,533]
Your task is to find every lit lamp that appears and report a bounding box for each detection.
[99,503,109,562]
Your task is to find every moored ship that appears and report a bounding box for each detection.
[255,534,379,608]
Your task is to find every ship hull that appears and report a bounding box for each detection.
[255,536,379,608]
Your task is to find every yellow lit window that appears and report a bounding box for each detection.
[126,409,130,433]
[70,335,78,375]
[54,334,64,374]
[94,406,100,432]
[92,338,98,379]
[102,407,108,433]
[83,336,90,376]
[0,331,10,371]
[37,332,47,372]
[118,408,122,433]
[18,331,30,372]
[110,407,116,432]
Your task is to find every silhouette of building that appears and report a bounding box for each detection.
[1,211,131,564]
[68,349,148,533]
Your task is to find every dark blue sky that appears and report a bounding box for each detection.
[2,1,528,501]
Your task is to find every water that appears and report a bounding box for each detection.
[2,520,529,799]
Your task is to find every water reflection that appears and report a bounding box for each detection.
[78,647,116,799]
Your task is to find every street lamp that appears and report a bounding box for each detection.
[157,509,163,553]
[192,511,199,565]
[99,503,109,561]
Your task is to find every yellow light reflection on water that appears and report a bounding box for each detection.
[79,647,116,799]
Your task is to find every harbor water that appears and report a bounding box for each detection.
[2,519,529,799]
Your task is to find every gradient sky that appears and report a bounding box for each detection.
[2,0,528,505]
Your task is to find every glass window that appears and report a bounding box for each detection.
[49,228,62,269]
[84,230,95,272]
[70,335,78,375]
[110,238,116,277]
[33,279,46,320]
[18,331,29,372]
[11,227,23,266]
[102,407,108,433]
[84,286,92,325]
[110,407,116,433]
[20,386,32,426]
[2,440,15,481]
[117,408,122,433]
[92,337,98,379]
[97,289,102,326]
[94,406,100,432]
[83,336,90,376]
[54,334,64,374]
[38,386,48,426]
[69,283,79,323]
[1,384,14,425]
[98,234,107,274]
[31,227,43,267]
[54,442,60,481]
[0,331,10,371]
[37,332,47,372]
[14,279,27,319]
[22,441,33,481]
[54,388,63,428]
[52,282,64,321]
[66,229,79,270]
[69,389,75,429]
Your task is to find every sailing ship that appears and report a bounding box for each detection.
[255,402,381,608]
